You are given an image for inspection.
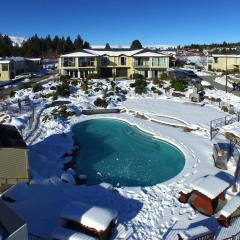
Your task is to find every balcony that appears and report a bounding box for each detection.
[79,61,96,67]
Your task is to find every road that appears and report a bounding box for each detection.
[201,75,240,97]
[0,73,59,100]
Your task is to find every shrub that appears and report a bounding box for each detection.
[56,80,70,97]
[52,105,75,118]
[171,78,187,92]
[21,83,32,89]
[221,106,229,112]
[158,80,164,88]
[94,98,108,108]
[10,91,16,97]
[134,79,147,94]
[121,89,128,95]
[130,73,144,80]
[60,75,70,81]
[151,86,157,91]
[50,86,56,90]
[152,78,160,85]
[33,84,43,92]
[105,91,114,97]
[71,79,78,86]
[160,73,169,80]
[81,82,88,92]
[172,92,185,97]
[87,73,99,80]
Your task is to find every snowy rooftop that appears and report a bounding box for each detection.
[84,48,143,56]
[212,54,240,58]
[219,194,240,218]
[178,226,212,240]
[61,51,96,57]
[193,175,231,199]
[61,201,118,232]
[133,51,168,57]
[52,227,97,240]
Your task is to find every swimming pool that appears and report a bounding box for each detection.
[72,119,185,187]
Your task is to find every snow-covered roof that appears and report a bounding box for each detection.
[84,49,143,57]
[178,226,212,240]
[0,60,11,64]
[133,51,168,57]
[193,175,231,199]
[219,195,240,218]
[61,201,118,232]
[212,54,240,58]
[52,226,97,240]
[61,51,96,57]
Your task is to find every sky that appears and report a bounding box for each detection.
[1,0,240,46]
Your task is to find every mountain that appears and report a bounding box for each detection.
[9,36,27,46]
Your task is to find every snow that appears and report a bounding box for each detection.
[9,35,26,46]
[84,49,143,57]
[61,173,76,185]
[61,201,118,232]
[193,175,231,199]
[133,51,168,57]
[52,227,97,240]
[219,194,240,218]
[201,80,212,87]
[61,52,96,57]
[178,226,212,240]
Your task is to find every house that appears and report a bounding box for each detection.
[0,124,29,192]
[217,194,240,227]
[0,199,28,239]
[178,174,231,216]
[60,201,118,240]
[0,57,42,81]
[178,226,214,240]
[208,54,240,72]
[58,49,170,79]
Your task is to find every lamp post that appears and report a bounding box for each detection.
[225,54,228,93]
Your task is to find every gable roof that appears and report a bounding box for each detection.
[0,124,27,149]
[84,49,143,57]
[61,51,96,57]
[219,194,240,218]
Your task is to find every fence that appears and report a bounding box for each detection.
[210,113,240,140]
[82,108,120,115]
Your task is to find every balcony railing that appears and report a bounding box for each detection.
[79,62,96,67]
[133,61,166,67]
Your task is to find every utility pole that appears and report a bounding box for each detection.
[225,54,228,93]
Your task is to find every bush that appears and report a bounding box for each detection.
[56,80,70,97]
[221,106,229,112]
[87,73,99,80]
[105,91,114,97]
[81,82,88,92]
[52,105,75,118]
[171,78,187,92]
[60,75,70,81]
[94,98,108,108]
[158,80,164,88]
[10,91,16,97]
[152,78,160,85]
[33,84,43,92]
[71,79,78,86]
[151,86,157,91]
[172,92,185,97]
[21,83,32,89]
[134,79,147,95]
[121,89,128,95]
[160,73,169,80]
[130,73,144,80]
[50,86,56,90]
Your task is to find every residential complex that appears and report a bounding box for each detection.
[208,54,240,72]
[0,57,42,81]
[59,49,169,79]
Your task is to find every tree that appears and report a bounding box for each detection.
[74,34,84,50]
[130,40,143,50]
[0,34,13,56]
[105,43,111,50]
[64,37,74,53]
[83,41,91,49]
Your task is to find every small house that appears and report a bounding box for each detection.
[178,226,214,240]
[0,124,29,192]
[60,201,118,240]
[213,142,232,170]
[217,194,240,227]
[0,199,28,239]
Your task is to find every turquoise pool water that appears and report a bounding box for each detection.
[72,119,185,187]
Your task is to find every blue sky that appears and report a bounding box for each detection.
[1,0,240,45]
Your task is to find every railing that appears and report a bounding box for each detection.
[0,177,29,184]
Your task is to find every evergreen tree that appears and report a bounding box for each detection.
[74,34,84,49]
[64,37,74,53]
[130,40,143,50]
[83,41,91,49]
[105,43,111,50]
[0,34,13,57]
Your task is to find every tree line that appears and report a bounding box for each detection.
[0,33,144,58]
[0,34,91,58]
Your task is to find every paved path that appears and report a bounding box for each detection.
[202,75,240,97]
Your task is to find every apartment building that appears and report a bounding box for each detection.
[208,54,240,72]
[59,49,169,79]
[0,57,42,81]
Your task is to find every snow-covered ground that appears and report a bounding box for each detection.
[1,76,240,239]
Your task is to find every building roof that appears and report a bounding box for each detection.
[193,175,231,199]
[61,51,96,57]
[219,194,240,218]
[133,51,168,57]
[212,54,240,58]
[61,201,118,232]
[0,199,26,237]
[178,226,212,240]
[84,48,143,57]
[0,124,27,149]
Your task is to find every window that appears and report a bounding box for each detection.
[79,57,95,67]
[214,57,218,64]
[152,58,166,66]
[102,56,109,66]
[1,63,8,71]
[63,57,75,67]
[119,56,126,66]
